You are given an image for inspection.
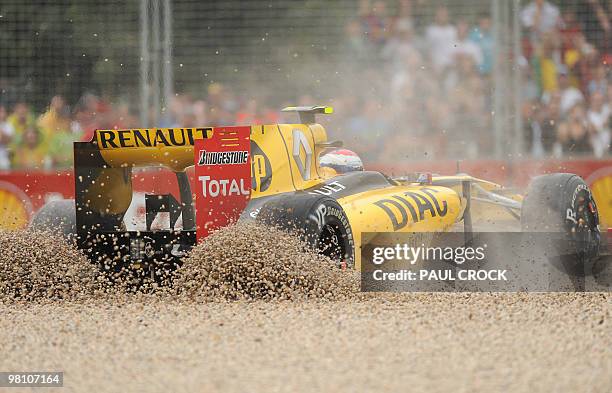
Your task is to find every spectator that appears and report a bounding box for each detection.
[395,0,414,32]
[539,91,562,152]
[522,61,542,102]
[37,95,71,152]
[423,80,453,157]
[560,10,587,86]
[521,0,562,41]
[385,20,424,107]
[7,102,35,146]
[543,67,585,115]
[575,0,611,54]
[234,99,279,126]
[344,19,372,61]
[447,54,487,158]
[586,90,611,156]
[3,0,609,165]
[560,8,582,54]
[425,6,457,72]
[389,52,424,114]
[381,19,421,70]
[571,32,600,92]
[47,124,78,168]
[160,95,183,127]
[13,127,48,169]
[559,68,585,114]
[452,20,483,68]
[0,105,14,170]
[587,64,609,96]
[555,103,593,156]
[537,33,562,93]
[359,0,393,48]
[207,84,236,126]
[178,107,197,128]
[469,15,494,74]
[524,101,545,156]
[73,93,102,142]
[346,98,390,160]
[235,100,260,125]
[113,103,138,130]
[38,96,70,135]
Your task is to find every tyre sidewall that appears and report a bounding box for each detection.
[303,199,355,266]
[522,174,600,267]
[258,194,355,267]
[563,176,600,261]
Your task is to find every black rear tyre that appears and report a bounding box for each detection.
[257,194,355,268]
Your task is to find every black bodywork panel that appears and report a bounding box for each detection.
[76,230,196,272]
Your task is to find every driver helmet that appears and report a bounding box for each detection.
[320,149,364,173]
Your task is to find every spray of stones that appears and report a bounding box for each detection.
[174,222,358,301]
[0,229,112,302]
[0,222,358,302]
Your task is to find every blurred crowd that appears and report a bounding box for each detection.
[1,0,611,169]
[520,0,612,157]
[0,94,137,170]
[0,89,285,170]
[335,0,612,161]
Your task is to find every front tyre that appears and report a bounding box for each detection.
[521,173,600,268]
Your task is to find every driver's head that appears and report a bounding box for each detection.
[320,149,363,174]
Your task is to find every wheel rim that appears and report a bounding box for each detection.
[318,223,346,265]
[572,190,600,258]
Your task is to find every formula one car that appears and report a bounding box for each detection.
[31,106,601,274]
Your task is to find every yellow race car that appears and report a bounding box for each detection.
[30,106,601,274]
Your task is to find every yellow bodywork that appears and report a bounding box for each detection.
[338,186,462,269]
[243,124,465,268]
[95,127,208,171]
[88,116,519,270]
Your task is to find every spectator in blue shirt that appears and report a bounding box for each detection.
[469,15,494,75]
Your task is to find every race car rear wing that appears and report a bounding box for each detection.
[73,128,209,234]
[73,126,251,240]
[73,105,333,238]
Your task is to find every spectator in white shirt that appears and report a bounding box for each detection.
[542,68,584,115]
[521,0,563,39]
[425,6,457,72]
[587,91,611,156]
[559,70,585,115]
[452,20,483,67]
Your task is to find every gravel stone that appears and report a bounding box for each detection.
[0,229,112,302]
[1,226,610,392]
[174,222,359,301]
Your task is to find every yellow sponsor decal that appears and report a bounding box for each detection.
[372,188,451,231]
[95,128,209,149]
